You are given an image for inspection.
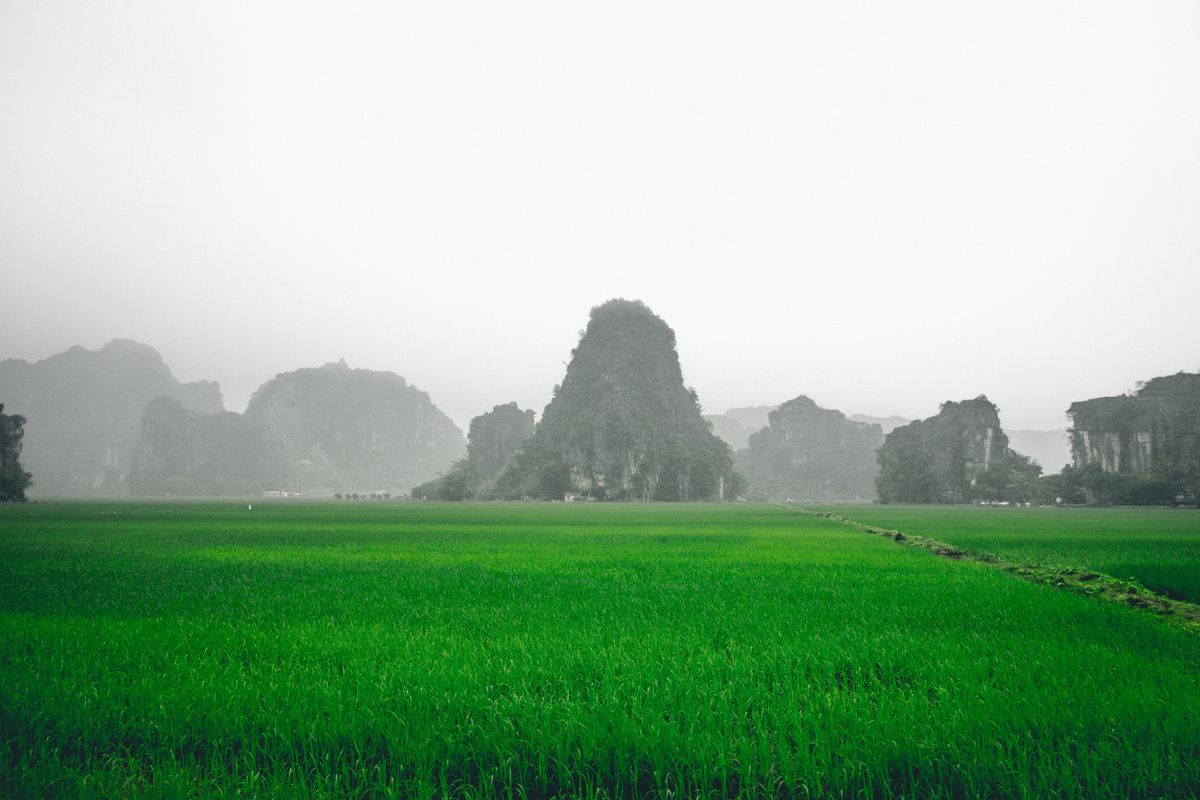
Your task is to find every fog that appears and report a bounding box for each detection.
[3,1,1198,432]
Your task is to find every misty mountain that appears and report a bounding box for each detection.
[736,396,883,501]
[847,413,911,435]
[723,406,775,434]
[876,396,1041,504]
[243,360,465,494]
[703,406,778,451]
[1006,429,1071,474]
[1068,371,1200,502]
[412,402,537,500]
[709,408,910,450]
[129,398,288,497]
[703,414,752,451]
[0,340,222,497]
[496,299,739,500]
[0,404,32,502]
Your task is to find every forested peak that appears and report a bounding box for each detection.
[773,396,828,417]
[558,299,686,401]
[934,395,1002,425]
[98,338,166,362]
[497,299,736,501]
[245,362,419,413]
[584,298,674,339]
[1136,371,1200,399]
[257,360,409,390]
[738,394,882,502]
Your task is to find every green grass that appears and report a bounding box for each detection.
[812,504,1200,603]
[2,502,1200,798]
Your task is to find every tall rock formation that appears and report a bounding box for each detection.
[496,299,739,500]
[0,340,223,497]
[466,402,536,495]
[242,361,464,494]
[129,398,288,497]
[736,396,883,501]
[412,402,536,500]
[0,404,33,502]
[1068,371,1200,501]
[876,396,1040,503]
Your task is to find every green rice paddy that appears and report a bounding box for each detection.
[2,501,1199,798]
[813,504,1200,603]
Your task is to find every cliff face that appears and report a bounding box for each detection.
[412,402,536,500]
[497,299,738,500]
[736,396,882,501]
[0,340,223,497]
[129,398,287,497]
[467,403,536,494]
[0,404,33,502]
[876,396,1040,503]
[1068,372,1200,499]
[243,361,464,494]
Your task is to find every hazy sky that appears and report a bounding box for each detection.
[3,1,1198,432]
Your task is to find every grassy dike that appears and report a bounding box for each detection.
[2,501,1199,798]
[812,504,1200,604]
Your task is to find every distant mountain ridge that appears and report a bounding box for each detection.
[847,414,911,435]
[0,340,222,496]
[242,361,465,494]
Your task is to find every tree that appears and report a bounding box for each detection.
[0,404,33,502]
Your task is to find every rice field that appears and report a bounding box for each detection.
[2,501,1199,798]
[812,504,1200,604]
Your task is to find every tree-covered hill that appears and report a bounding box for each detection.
[0,404,33,502]
[876,396,1041,504]
[129,398,288,497]
[737,396,883,501]
[412,402,536,500]
[0,340,223,497]
[243,361,464,495]
[495,299,739,501]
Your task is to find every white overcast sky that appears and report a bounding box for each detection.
[2,1,1198,432]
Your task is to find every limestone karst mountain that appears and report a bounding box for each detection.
[129,398,288,497]
[736,396,883,501]
[0,404,33,502]
[242,361,465,494]
[496,299,740,500]
[1068,371,1200,502]
[412,402,536,500]
[0,340,222,496]
[876,396,1041,504]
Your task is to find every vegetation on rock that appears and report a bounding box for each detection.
[238,361,465,495]
[736,396,882,501]
[0,340,222,497]
[876,396,1041,503]
[413,402,536,500]
[496,299,740,500]
[1068,371,1200,504]
[129,398,288,497]
[0,404,33,502]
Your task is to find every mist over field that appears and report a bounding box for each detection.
[3,1,1199,437]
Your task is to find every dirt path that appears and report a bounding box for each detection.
[796,507,1200,635]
